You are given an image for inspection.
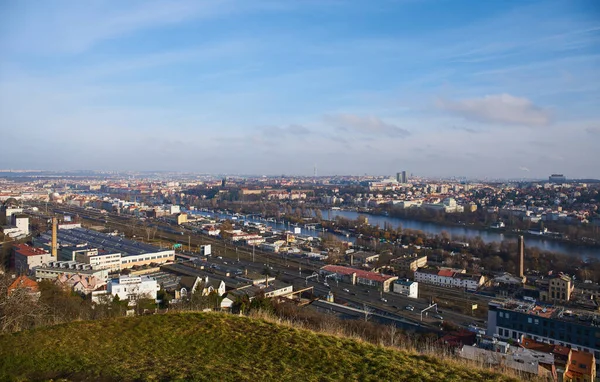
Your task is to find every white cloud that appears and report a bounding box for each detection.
[323,114,410,137]
[436,94,551,126]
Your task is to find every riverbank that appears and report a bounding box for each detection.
[319,205,600,249]
[191,206,600,259]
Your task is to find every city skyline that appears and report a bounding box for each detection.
[1,0,599,177]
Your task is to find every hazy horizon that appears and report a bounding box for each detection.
[1,1,599,178]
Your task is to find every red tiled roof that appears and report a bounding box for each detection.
[8,275,39,294]
[13,244,49,257]
[553,346,571,357]
[521,337,555,353]
[439,330,476,348]
[321,265,395,283]
[438,269,455,277]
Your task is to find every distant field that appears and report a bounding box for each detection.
[0,312,515,382]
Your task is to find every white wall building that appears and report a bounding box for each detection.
[1,206,23,224]
[74,248,121,272]
[120,250,175,269]
[107,275,159,302]
[2,214,29,238]
[35,261,109,283]
[13,244,55,274]
[393,279,418,298]
[12,215,29,236]
[414,268,484,291]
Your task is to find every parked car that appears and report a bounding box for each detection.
[405,305,415,311]
[380,298,388,303]
[433,314,444,320]
[343,288,350,293]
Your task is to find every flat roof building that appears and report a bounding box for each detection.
[487,300,600,374]
[13,244,54,274]
[34,227,174,269]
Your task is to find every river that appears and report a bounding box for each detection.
[185,209,600,259]
[322,209,600,259]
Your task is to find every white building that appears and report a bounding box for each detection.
[2,214,29,238]
[13,244,55,274]
[1,206,23,224]
[107,275,159,302]
[393,279,418,298]
[35,261,109,284]
[200,244,211,256]
[120,250,175,269]
[74,248,121,272]
[422,198,465,213]
[414,268,484,291]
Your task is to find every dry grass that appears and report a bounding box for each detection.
[0,311,519,382]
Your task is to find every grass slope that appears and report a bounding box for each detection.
[0,312,514,382]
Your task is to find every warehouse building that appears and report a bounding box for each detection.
[320,265,398,292]
[34,227,174,269]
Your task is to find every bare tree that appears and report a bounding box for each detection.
[387,324,398,347]
[363,303,372,322]
[0,272,47,333]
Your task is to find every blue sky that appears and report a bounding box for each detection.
[1,0,599,178]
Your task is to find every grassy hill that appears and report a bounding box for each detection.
[0,312,515,382]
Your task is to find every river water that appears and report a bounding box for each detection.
[322,209,600,259]
[186,209,600,259]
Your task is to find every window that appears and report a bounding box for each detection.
[528,317,533,324]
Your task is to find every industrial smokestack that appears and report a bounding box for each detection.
[51,217,58,259]
[518,235,524,278]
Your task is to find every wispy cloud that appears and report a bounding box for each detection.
[323,114,410,137]
[1,1,238,54]
[260,124,312,138]
[436,94,552,126]
[451,125,481,134]
[586,126,600,135]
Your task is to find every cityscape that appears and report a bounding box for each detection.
[2,170,600,380]
[1,1,600,381]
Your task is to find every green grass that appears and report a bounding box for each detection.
[0,312,515,382]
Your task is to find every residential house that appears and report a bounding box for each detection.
[55,274,103,295]
[177,276,226,299]
[393,279,418,298]
[106,275,159,302]
[7,275,39,298]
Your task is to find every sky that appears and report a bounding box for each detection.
[1,0,599,179]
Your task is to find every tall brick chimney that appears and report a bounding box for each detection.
[51,217,58,259]
[518,235,524,278]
